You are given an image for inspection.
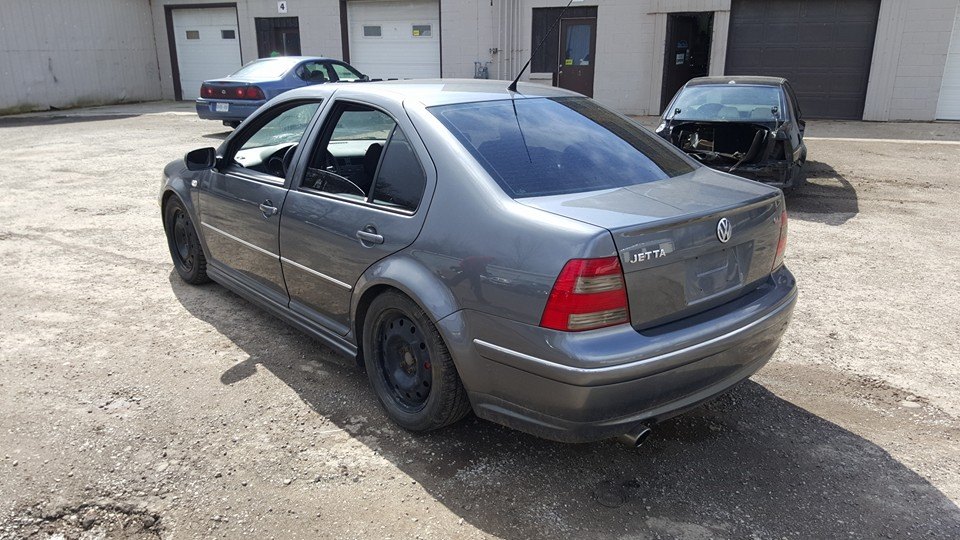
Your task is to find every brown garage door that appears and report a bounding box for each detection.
[725,0,880,119]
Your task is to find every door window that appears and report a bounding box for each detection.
[231,102,321,179]
[564,24,592,66]
[302,102,426,212]
[328,62,363,82]
[298,61,333,83]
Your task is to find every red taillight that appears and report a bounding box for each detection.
[540,256,630,332]
[200,85,214,97]
[773,210,788,270]
[236,86,264,100]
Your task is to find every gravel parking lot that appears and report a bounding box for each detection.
[1,104,958,539]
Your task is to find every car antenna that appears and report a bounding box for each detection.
[508,0,581,93]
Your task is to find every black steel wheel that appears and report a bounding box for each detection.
[376,311,433,411]
[362,291,471,431]
[164,197,210,285]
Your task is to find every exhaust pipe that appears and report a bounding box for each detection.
[616,425,652,448]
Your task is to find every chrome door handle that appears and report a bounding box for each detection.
[356,228,384,245]
[259,200,278,218]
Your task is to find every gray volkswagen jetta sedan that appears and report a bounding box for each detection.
[160,80,796,445]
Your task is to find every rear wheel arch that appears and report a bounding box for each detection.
[351,257,462,364]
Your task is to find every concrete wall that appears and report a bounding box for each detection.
[438,0,732,116]
[150,0,344,100]
[863,0,960,121]
[0,0,161,114]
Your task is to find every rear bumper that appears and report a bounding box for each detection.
[195,99,264,122]
[437,267,797,443]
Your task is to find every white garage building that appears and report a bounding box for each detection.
[1,0,960,121]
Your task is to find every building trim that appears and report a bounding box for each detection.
[339,0,350,63]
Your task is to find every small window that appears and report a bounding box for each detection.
[363,25,381,38]
[221,29,236,39]
[412,25,431,37]
[371,128,426,212]
[185,30,200,40]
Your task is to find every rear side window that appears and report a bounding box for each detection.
[431,97,693,198]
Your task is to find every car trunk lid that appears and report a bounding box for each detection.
[519,168,784,329]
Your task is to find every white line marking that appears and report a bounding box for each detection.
[805,136,960,145]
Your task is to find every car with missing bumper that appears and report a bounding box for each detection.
[161,79,796,444]
[656,76,807,189]
[195,56,367,128]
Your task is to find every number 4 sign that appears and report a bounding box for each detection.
[277,1,288,13]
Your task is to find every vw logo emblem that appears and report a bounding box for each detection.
[717,218,732,243]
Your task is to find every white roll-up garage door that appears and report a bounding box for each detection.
[172,7,242,100]
[347,0,440,80]
[936,7,960,120]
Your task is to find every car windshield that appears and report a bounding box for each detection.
[667,85,784,121]
[230,58,299,79]
[430,97,694,198]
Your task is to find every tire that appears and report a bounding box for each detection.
[362,291,471,432]
[164,197,210,285]
[223,121,240,129]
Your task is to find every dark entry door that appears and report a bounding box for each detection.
[255,17,301,58]
[661,13,714,113]
[725,0,881,119]
[557,17,597,97]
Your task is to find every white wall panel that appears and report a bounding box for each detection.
[936,4,960,119]
[0,0,161,114]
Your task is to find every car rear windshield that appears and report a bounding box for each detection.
[430,97,694,198]
[667,85,784,121]
[230,58,298,79]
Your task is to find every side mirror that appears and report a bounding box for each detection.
[360,74,370,82]
[185,147,217,171]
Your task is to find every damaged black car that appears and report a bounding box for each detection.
[656,76,807,188]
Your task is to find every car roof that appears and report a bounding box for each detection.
[280,78,582,107]
[253,56,338,62]
[685,76,787,87]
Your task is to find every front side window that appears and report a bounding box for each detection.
[329,62,363,82]
[302,102,426,212]
[431,97,693,198]
[232,102,321,178]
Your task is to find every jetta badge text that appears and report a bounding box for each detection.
[629,248,666,264]
[717,217,732,243]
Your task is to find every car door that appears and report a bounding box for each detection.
[279,96,434,334]
[200,100,323,306]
